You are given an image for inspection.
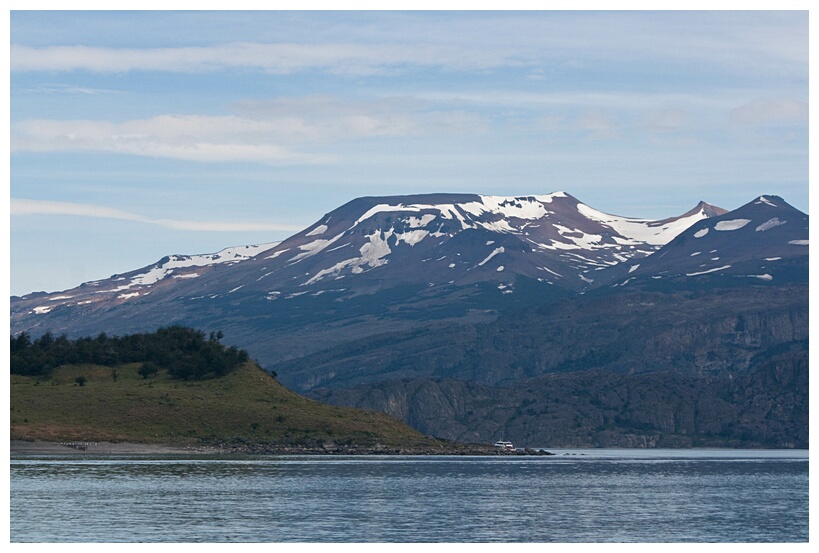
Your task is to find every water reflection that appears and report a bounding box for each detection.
[11,451,808,542]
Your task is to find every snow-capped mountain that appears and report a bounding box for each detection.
[12,191,721,311]
[274,192,723,293]
[21,242,281,315]
[10,191,808,450]
[604,195,809,289]
[10,191,806,368]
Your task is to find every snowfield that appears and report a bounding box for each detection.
[715,219,751,231]
[686,265,732,277]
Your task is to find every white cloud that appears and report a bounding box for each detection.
[729,98,808,127]
[9,12,806,78]
[11,98,488,162]
[11,10,808,79]
[576,111,619,141]
[10,198,306,233]
[640,109,691,134]
[20,83,123,95]
[10,42,518,75]
[11,115,333,163]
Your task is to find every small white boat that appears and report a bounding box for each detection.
[493,441,514,450]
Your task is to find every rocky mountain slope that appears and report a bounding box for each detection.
[10,191,809,448]
[10,191,728,356]
[310,343,807,449]
[600,195,809,290]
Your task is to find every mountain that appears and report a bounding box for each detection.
[10,191,809,448]
[600,195,809,290]
[11,191,723,348]
[310,346,808,449]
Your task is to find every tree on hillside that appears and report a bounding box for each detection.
[138,362,159,379]
[10,326,250,380]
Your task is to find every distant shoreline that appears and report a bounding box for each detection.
[10,440,219,456]
[10,440,554,457]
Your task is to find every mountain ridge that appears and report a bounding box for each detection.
[10,192,806,362]
[12,191,725,302]
[9,190,809,447]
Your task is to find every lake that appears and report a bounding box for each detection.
[10,449,808,542]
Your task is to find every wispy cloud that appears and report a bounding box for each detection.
[18,83,123,95]
[9,12,806,78]
[10,42,519,75]
[729,98,809,127]
[640,109,691,134]
[576,111,620,141]
[10,198,306,233]
[10,98,488,163]
[11,115,336,164]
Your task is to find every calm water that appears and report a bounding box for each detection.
[10,449,808,542]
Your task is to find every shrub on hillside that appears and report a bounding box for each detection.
[10,326,250,380]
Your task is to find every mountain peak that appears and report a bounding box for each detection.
[752,195,787,209]
[692,201,729,218]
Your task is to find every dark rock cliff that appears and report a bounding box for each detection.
[281,285,808,390]
[310,343,807,448]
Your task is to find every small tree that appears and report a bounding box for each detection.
[138,362,159,380]
[74,376,87,387]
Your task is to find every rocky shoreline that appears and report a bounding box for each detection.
[10,440,555,456]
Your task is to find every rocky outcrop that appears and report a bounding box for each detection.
[279,285,808,391]
[309,343,808,448]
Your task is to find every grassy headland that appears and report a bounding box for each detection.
[9,360,475,453]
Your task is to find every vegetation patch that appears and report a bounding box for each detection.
[11,326,249,380]
[10,356,440,449]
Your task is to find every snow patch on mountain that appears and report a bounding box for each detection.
[395,229,431,246]
[478,246,505,267]
[358,232,392,269]
[306,224,329,236]
[542,266,563,278]
[756,218,786,232]
[576,202,709,245]
[303,231,393,285]
[552,224,604,250]
[537,191,568,203]
[756,196,778,207]
[687,265,732,277]
[290,234,345,263]
[789,240,809,246]
[304,260,352,285]
[404,214,437,229]
[265,248,289,259]
[466,195,552,220]
[99,242,279,293]
[694,228,709,238]
[353,195,565,239]
[355,204,422,225]
[715,219,751,231]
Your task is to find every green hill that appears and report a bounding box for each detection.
[9,360,451,452]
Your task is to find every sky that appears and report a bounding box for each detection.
[5,7,811,297]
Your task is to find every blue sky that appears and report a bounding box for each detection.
[7,8,810,296]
